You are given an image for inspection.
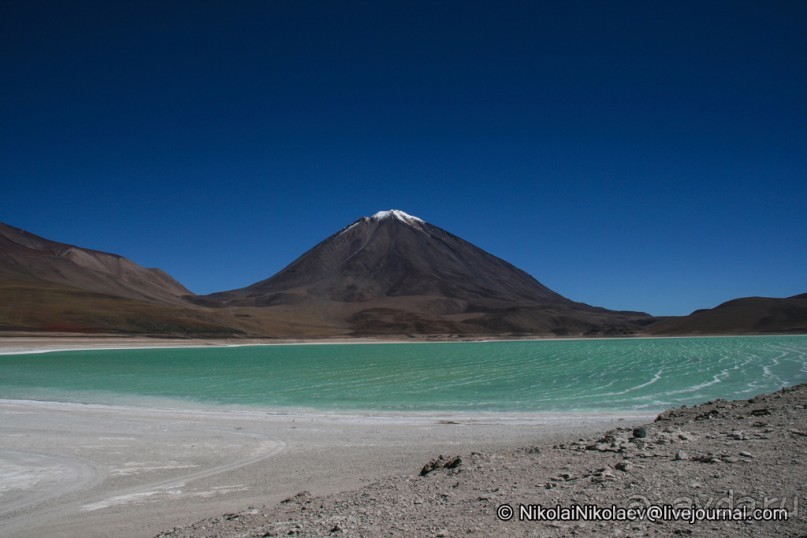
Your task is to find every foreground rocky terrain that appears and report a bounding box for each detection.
[157,385,807,537]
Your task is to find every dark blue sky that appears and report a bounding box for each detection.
[2,1,805,315]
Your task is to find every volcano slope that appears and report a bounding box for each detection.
[197,210,651,337]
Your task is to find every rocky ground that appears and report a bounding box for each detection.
[157,386,807,537]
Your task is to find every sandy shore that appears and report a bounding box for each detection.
[0,335,348,355]
[2,333,789,357]
[0,335,488,356]
[0,398,649,538]
[7,332,727,355]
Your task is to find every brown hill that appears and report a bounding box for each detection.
[646,293,807,335]
[0,223,240,336]
[0,222,191,304]
[198,210,652,336]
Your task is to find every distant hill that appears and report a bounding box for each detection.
[646,293,807,335]
[0,222,191,304]
[197,210,652,336]
[2,216,803,338]
[0,222,239,335]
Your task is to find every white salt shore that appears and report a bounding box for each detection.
[0,397,650,537]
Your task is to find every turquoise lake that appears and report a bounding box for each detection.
[1,336,806,413]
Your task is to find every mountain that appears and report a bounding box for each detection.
[646,293,807,335]
[198,210,652,336]
[0,222,239,335]
[3,215,803,338]
[0,222,192,304]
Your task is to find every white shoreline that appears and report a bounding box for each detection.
[1,333,803,356]
[0,396,656,424]
[0,395,651,538]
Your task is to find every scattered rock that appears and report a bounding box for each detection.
[630,439,648,450]
[420,455,462,476]
[674,450,689,461]
[591,469,616,483]
[615,461,632,472]
[632,427,648,439]
[281,491,311,504]
[655,410,674,422]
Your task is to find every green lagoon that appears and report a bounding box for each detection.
[1,336,806,413]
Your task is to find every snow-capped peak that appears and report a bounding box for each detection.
[337,210,427,237]
[370,209,425,225]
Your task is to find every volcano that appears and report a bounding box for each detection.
[199,210,651,336]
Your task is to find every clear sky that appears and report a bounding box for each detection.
[2,1,805,316]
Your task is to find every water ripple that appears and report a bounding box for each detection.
[1,336,807,412]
